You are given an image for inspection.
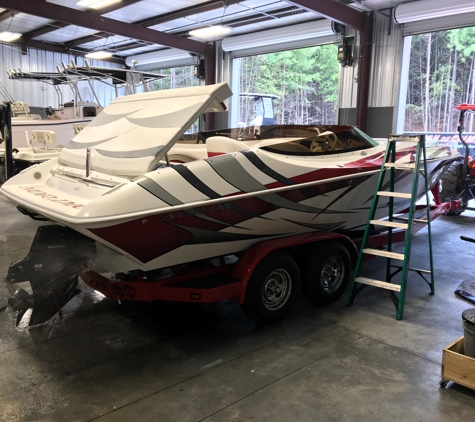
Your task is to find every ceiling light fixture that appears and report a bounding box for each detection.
[189,25,231,40]
[0,31,22,42]
[85,51,113,59]
[77,0,122,9]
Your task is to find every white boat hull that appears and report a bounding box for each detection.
[11,117,93,147]
[0,83,459,273]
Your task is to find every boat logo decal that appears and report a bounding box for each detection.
[162,201,237,221]
[19,186,84,208]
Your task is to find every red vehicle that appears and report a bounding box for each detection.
[439,104,475,215]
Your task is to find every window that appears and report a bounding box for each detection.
[404,27,475,136]
[231,45,339,128]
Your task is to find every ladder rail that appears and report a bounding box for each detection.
[396,137,423,319]
[348,143,394,304]
[422,137,435,294]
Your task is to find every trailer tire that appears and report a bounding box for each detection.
[300,241,351,305]
[241,251,300,323]
[440,162,464,215]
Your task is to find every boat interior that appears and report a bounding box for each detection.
[179,124,377,155]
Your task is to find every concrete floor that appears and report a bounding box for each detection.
[1,193,475,422]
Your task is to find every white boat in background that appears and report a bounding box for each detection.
[9,100,100,147]
[4,62,166,148]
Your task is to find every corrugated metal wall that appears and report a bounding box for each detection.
[369,13,404,108]
[339,14,404,109]
[0,44,121,109]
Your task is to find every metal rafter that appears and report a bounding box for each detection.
[112,5,305,54]
[19,0,143,43]
[0,0,208,55]
[22,22,70,41]
[0,8,13,23]
[285,0,365,31]
[52,0,298,52]
[172,6,306,37]
[134,0,243,27]
[62,0,245,50]
[23,39,125,64]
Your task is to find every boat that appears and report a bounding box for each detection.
[4,62,166,148]
[5,69,102,147]
[1,82,458,271]
[0,63,166,180]
[0,83,458,325]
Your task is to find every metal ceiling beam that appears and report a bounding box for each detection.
[0,8,13,23]
[19,0,143,42]
[172,6,306,36]
[18,39,125,65]
[22,22,69,41]
[102,41,150,52]
[60,0,245,50]
[285,0,365,31]
[0,0,208,55]
[135,0,243,27]
[43,1,301,55]
[106,6,306,57]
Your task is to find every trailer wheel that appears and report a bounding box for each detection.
[301,241,351,305]
[241,251,300,323]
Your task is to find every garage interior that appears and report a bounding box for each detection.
[1,0,475,421]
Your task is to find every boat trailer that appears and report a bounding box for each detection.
[4,201,449,327]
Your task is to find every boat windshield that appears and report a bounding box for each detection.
[256,125,378,155]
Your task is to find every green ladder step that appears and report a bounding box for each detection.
[355,277,401,292]
[363,248,405,260]
[384,163,416,170]
[377,191,412,199]
[370,220,408,229]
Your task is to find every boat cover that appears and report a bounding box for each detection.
[58,83,232,177]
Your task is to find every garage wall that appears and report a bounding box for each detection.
[339,13,405,138]
[0,44,121,109]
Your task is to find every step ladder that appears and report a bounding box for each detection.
[346,134,434,320]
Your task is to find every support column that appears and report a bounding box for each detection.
[204,42,216,130]
[356,12,374,131]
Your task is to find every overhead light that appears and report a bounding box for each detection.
[77,0,122,9]
[85,51,113,59]
[126,48,195,68]
[189,25,231,40]
[0,32,22,42]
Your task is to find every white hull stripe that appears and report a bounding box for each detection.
[206,154,325,214]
